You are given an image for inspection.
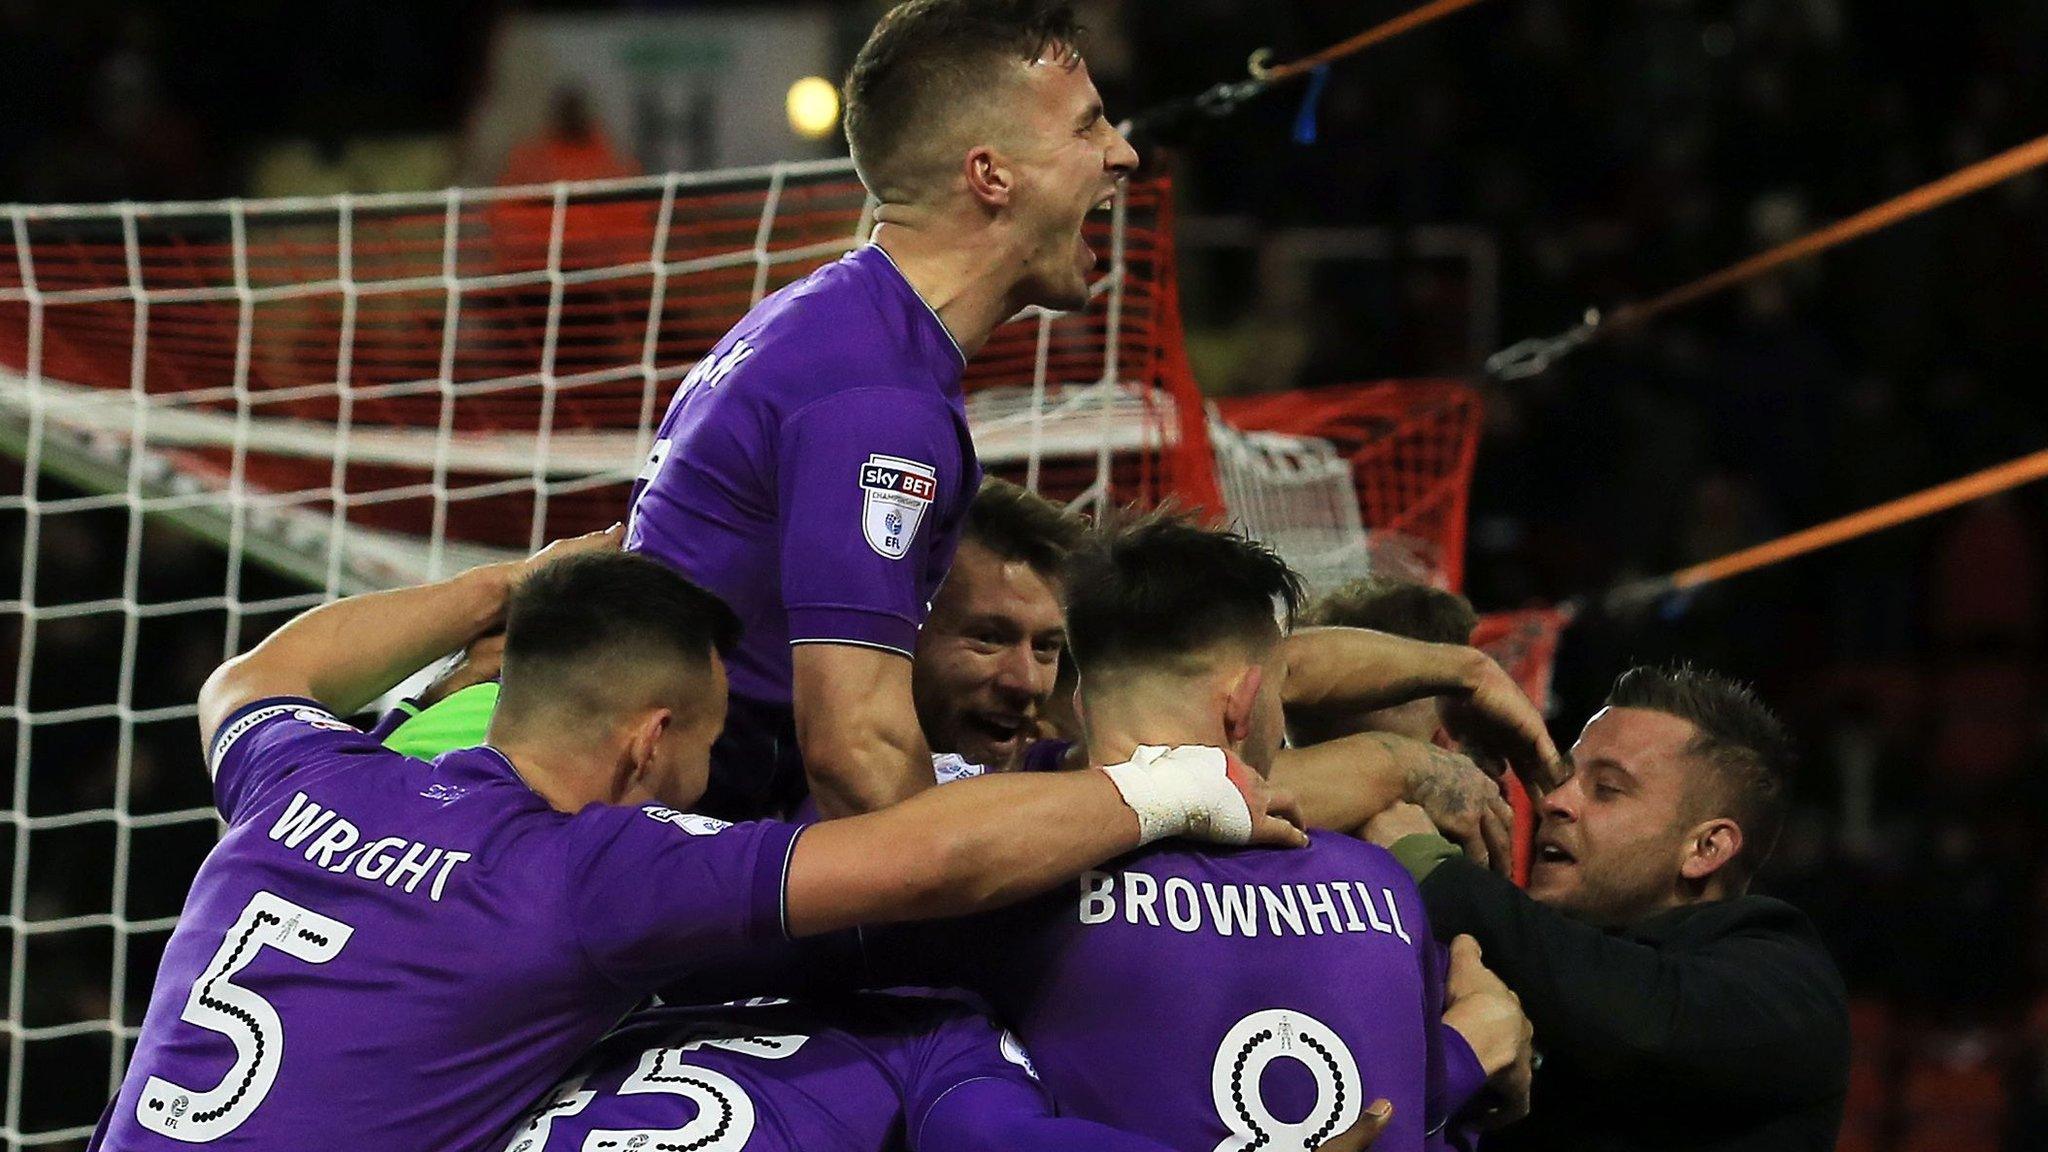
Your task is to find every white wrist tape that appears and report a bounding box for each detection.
[1099,744,1255,846]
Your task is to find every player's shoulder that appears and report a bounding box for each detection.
[743,248,960,395]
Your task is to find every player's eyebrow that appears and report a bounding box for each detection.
[1077,102,1104,130]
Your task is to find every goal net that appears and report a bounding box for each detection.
[0,161,1485,1146]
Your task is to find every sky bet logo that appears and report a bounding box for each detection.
[859,454,937,560]
[860,457,938,502]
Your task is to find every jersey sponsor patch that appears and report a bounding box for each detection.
[293,708,357,734]
[931,753,988,785]
[641,806,734,836]
[858,454,937,560]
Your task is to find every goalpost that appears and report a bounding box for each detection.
[0,161,1482,1146]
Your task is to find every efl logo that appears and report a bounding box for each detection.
[858,454,937,560]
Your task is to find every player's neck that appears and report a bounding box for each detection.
[871,215,1018,359]
[1081,688,1235,769]
[486,735,608,814]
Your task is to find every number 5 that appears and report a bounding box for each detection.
[137,891,353,1143]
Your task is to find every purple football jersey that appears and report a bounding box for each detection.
[93,698,805,1152]
[870,831,1481,1152]
[625,244,977,701]
[499,994,1051,1152]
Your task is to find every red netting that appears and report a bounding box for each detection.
[0,172,1219,547]
[1215,379,1482,589]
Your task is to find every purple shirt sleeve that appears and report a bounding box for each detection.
[777,386,966,657]
[567,805,805,994]
[207,695,387,824]
[916,1078,1182,1152]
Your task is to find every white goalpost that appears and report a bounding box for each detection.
[0,159,1378,1147]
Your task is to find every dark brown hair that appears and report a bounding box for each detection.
[966,476,1086,579]
[1304,577,1479,645]
[1605,664,1796,886]
[1064,509,1304,674]
[501,553,739,714]
[842,0,1081,198]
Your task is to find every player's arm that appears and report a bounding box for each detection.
[778,387,969,818]
[197,529,617,748]
[1272,732,1514,873]
[1283,627,1564,789]
[785,746,1306,937]
[915,1077,1181,1152]
[792,643,932,816]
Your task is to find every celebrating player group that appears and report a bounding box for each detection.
[91,2,1850,1151]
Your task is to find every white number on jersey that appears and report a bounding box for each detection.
[1210,1008,1363,1152]
[578,1049,756,1152]
[136,891,355,1143]
[501,1076,596,1152]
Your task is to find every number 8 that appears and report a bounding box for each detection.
[1210,1008,1362,1152]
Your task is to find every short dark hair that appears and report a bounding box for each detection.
[1604,664,1795,885]
[965,477,1086,579]
[1064,510,1305,675]
[1305,577,1479,645]
[501,553,740,712]
[842,0,1081,198]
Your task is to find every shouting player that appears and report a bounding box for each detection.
[623,0,1138,818]
[91,536,1299,1152]
[866,514,1533,1150]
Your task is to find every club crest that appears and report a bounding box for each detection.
[858,454,937,559]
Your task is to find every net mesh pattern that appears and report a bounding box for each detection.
[0,161,1502,1148]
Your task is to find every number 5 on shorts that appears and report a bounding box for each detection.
[137,891,354,1143]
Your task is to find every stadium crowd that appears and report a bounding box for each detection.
[2,0,2045,1149]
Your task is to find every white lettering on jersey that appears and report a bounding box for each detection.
[265,791,473,902]
[857,454,937,560]
[642,806,734,836]
[677,340,757,397]
[1075,869,1418,941]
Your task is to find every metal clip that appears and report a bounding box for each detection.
[1484,308,1603,380]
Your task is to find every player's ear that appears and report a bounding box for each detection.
[1679,817,1743,883]
[1223,665,1264,745]
[621,709,672,797]
[964,144,1013,209]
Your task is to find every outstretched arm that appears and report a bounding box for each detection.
[197,528,619,746]
[785,745,1307,937]
[1283,627,1563,790]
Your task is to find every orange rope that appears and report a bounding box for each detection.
[1666,448,2048,591]
[1256,0,1494,84]
[1611,131,2048,330]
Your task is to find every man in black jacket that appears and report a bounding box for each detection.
[1367,664,1850,1151]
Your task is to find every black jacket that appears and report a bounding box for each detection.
[1401,840,1850,1151]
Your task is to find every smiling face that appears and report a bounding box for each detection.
[913,540,1067,771]
[1528,706,1715,927]
[997,48,1138,312]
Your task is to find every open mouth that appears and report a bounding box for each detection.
[1534,842,1577,866]
[964,712,1028,748]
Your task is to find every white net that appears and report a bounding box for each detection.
[0,160,1372,1147]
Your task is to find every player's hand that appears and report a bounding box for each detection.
[1441,652,1564,791]
[513,523,626,582]
[1313,1100,1392,1150]
[1363,800,1441,851]
[417,632,506,709]
[1442,935,1534,1129]
[1388,736,1514,876]
[1225,753,1310,850]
